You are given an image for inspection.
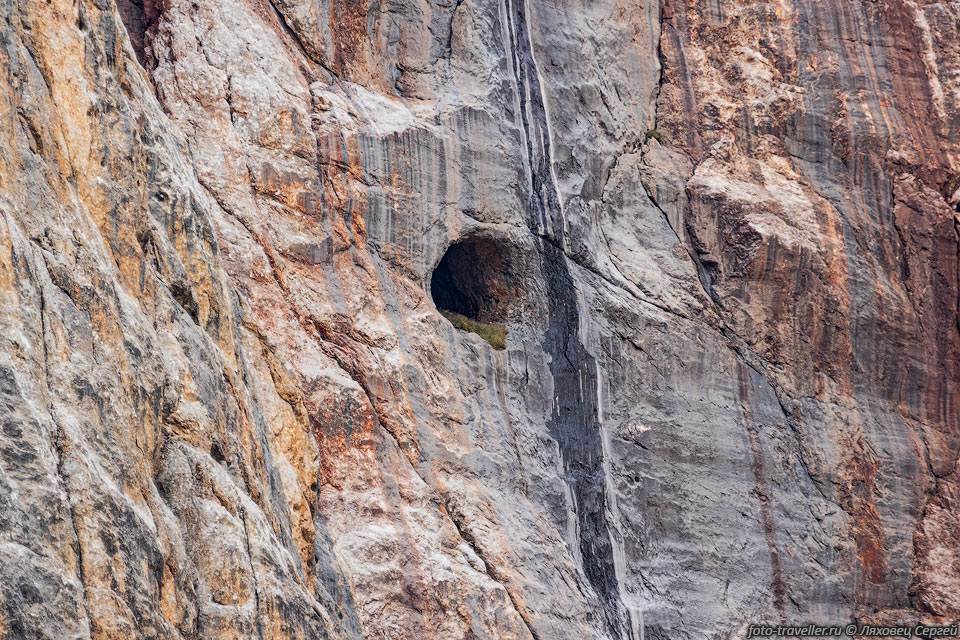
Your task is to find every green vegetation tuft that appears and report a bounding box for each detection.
[440,310,507,351]
[644,128,663,143]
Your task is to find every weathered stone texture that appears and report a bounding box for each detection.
[1,0,958,637]
[0,0,359,637]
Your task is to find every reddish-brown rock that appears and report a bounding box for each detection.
[1,0,958,637]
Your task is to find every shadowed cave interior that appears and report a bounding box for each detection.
[430,237,515,325]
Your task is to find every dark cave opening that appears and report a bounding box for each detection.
[430,237,514,325]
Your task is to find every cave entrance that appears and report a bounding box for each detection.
[430,237,514,325]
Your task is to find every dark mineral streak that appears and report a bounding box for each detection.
[506,0,631,637]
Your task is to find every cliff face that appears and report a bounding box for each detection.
[0,0,958,638]
[0,0,357,637]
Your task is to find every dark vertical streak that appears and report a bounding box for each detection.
[503,0,630,637]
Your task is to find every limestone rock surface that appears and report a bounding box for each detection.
[1,0,958,638]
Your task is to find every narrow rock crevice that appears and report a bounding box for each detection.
[444,502,542,640]
[642,2,719,306]
[264,0,331,78]
[115,0,161,72]
[238,505,267,640]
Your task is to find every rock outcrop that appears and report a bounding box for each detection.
[0,0,958,637]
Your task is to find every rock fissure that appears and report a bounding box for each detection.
[238,505,267,640]
[442,502,541,640]
[264,0,331,77]
[539,229,692,324]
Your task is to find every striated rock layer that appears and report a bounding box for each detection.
[0,0,958,637]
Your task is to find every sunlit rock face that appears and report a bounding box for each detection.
[0,0,958,637]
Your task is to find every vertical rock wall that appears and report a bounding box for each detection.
[0,0,359,637]
[0,0,957,638]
